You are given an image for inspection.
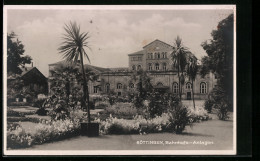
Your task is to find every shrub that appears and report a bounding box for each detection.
[36,107,48,116]
[7,119,81,149]
[216,99,230,120]
[167,104,191,134]
[9,102,30,106]
[103,103,137,119]
[7,123,33,149]
[7,109,25,117]
[204,99,214,113]
[32,99,47,108]
[94,101,110,109]
[187,106,209,123]
[7,117,41,123]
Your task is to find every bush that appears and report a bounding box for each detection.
[7,117,41,123]
[187,106,209,123]
[216,99,230,120]
[204,99,214,113]
[36,107,48,116]
[94,101,110,109]
[32,99,47,108]
[9,102,30,106]
[7,109,25,117]
[168,104,191,134]
[103,103,137,119]
[7,119,81,149]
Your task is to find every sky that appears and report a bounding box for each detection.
[6,6,234,77]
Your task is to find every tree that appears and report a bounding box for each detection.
[7,32,32,74]
[130,69,153,108]
[200,14,234,111]
[186,53,199,109]
[170,36,191,101]
[58,22,92,123]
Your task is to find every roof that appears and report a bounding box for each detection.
[142,39,173,49]
[128,50,144,56]
[20,67,34,76]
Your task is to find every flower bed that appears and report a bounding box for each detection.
[187,106,210,123]
[7,119,80,149]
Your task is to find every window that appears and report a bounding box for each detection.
[186,82,192,89]
[154,53,157,59]
[162,63,167,71]
[200,82,207,94]
[173,82,179,94]
[148,63,152,71]
[129,83,134,88]
[117,83,122,89]
[118,92,121,96]
[132,65,136,70]
[157,82,163,87]
[94,86,98,93]
[157,53,160,59]
[106,83,110,93]
[155,63,159,70]
[137,65,142,70]
[162,52,167,58]
[138,56,142,61]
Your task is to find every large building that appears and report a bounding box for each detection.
[49,39,217,100]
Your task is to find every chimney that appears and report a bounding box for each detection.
[32,62,33,67]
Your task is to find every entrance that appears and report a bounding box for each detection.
[187,92,191,100]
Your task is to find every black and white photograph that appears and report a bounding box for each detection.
[3,5,236,155]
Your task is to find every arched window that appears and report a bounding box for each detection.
[200,82,207,94]
[155,63,159,70]
[162,52,167,58]
[132,65,136,70]
[129,83,134,88]
[137,65,142,70]
[148,63,152,71]
[150,53,153,59]
[154,53,157,59]
[186,82,192,89]
[106,83,110,93]
[172,82,179,94]
[157,82,163,87]
[162,63,167,71]
[117,83,122,89]
[157,53,160,59]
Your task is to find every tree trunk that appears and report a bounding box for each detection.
[192,79,196,109]
[79,51,91,123]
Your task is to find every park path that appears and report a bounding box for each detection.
[25,115,233,151]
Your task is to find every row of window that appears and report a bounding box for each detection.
[172,82,207,94]
[147,52,167,59]
[132,65,142,70]
[104,82,207,94]
[130,56,142,61]
[148,63,167,71]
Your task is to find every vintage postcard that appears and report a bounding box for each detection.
[3,5,236,155]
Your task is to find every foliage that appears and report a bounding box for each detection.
[32,98,47,108]
[7,32,32,74]
[7,119,81,149]
[130,69,153,108]
[7,123,33,149]
[103,103,137,119]
[36,108,48,116]
[187,106,210,123]
[204,99,214,113]
[167,104,191,134]
[58,21,92,123]
[8,102,31,106]
[170,36,192,100]
[216,100,230,120]
[94,100,110,109]
[200,14,234,114]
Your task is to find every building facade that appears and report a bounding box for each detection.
[49,39,217,100]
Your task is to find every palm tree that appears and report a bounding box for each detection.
[58,21,91,123]
[187,54,199,109]
[170,36,191,101]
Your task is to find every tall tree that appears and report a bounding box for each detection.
[7,32,32,74]
[186,53,199,109]
[170,36,191,101]
[200,14,234,107]
[58,22,92,123]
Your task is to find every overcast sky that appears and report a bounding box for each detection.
[6,6,233,77]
